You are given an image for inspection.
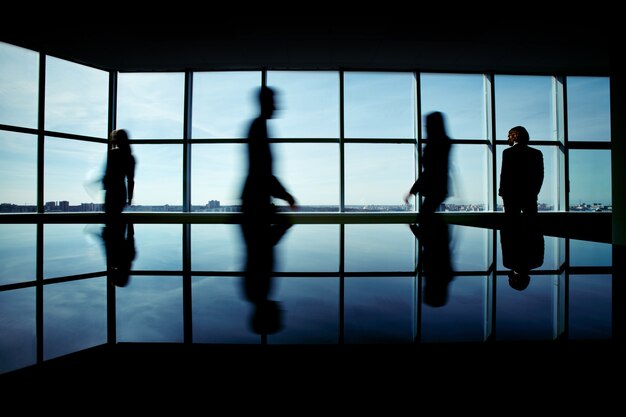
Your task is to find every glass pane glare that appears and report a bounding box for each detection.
[45,56,108,137]
[495,75,554,140]
[567,77,611,141]
[116,276,183,342]
[132,224,182,271]
[43,277,107,360]
[44,224,106,278]
[344,72,415,139]
[345,143,414,210]
[0,224,36,285]
[569,150,611,209]
[192,71,260,139]
[0,42,38,128]
[345,224,415,272]
[272,143,339,209]
[191,224,244,272]
[267,71,339,138]
[117,73,184,139]
[0,131,37,208]
[191,144,245,209]
[130,144,183,208]
[420,73,486,139]
[44,137,107,211]
[0,288,36,374]
[275,225,339,272]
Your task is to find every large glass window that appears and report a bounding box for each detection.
[344,72,415,139]
[117,73,184,139]
[45,56,108,137]
[44,224,106,278]
[192,71,260,139]
[267,71,339,138]
[0,224,36,285]
[345,224,415,272]
[0,42,38,129]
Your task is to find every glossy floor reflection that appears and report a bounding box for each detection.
[0,221,616,375]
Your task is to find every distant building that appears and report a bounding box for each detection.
[59,201,70,211]
[208,200,220,209]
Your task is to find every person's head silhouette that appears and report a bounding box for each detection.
[259,86,276,120]
[109,128,130,151]
[426,111,447,139]
[508,270,531,291]
[507,126,530,146]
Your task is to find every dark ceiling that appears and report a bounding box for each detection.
[0,18,617,74]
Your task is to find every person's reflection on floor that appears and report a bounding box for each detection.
[411,215,453,307]
[500,219,544,291]
[102,221,136,287]
[241,215,292,335]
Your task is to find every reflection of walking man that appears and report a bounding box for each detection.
[498,126,543,215]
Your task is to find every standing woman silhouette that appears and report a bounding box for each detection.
[103,129,135,215]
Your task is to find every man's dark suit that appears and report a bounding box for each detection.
[499,144,544,214]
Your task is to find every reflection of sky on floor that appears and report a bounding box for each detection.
[0,222,614,374]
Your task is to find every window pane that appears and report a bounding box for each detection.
[192,224,244,272]
[420,73,486,139]
[0,288,36,374]
[569,275,611,340]
[268,277,338,344]
[192,276,259,343]
[496,274,556,341]
[0,131,36,209]
[445,145,488,210]
[0,42,38,128]
[267,71,339,138]
[0,224,36,285]
[117,73,184,139]
[44,224,106,278]
[451,225,490,271]
[569,150,611,209]
[421,276,487,342]
[569,239,612,267]
[192,71,260,139]
[116,276,183,342]
[567,77,611,141]
[43,277,107,360]
[132,224,182,271]
[345,277,415,344]
[275,225,339,272]
[129,144,183,208]
[495,75,554,140]
[344,72,415,139]
[44,137,107,211]
[345,224,415,272]
[45,56,108,137]
[191,143,245,210]
[345,143,414,210]
[273,143,339,210]
[496,145,558,211]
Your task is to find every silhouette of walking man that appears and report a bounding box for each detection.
[103,129,135,215]
[498,126,543,216]
[240,86,296,335]
[405,112,451,215]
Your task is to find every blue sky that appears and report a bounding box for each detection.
[0,41,613,208]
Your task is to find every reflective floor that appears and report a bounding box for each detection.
[0,221,616,375]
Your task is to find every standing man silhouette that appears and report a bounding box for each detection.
[498,126,543,216]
